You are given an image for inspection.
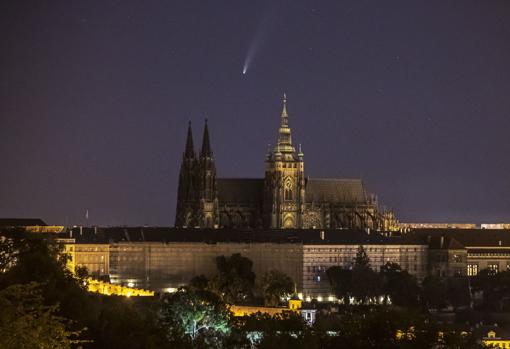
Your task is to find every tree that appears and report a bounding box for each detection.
[446,276,471,310]
[380,262,420,308]
[0,282,83,348]
[93,296,170,349]
[351,245,381,304]
[326,266,352,303]
[354,245,370,268]
[0,231,99,327]
[235,312,314,349]
[209,253,256,304]
[160,287,231,345]
[190,274,209,291]
[260,270,294,307]
[421,275,448,310]
[320,307,414,349]
[0,234,17,273]
[471,269,510,311]
[0,231,171,349]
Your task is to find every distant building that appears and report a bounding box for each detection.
[409,229,510,277]
[479,326,510,348]
[481,224,510,229]
[51,226,510,301]
[0,218,64,233]
[61,227,426,299]
[399,223,477,230]
[175,95,398,230]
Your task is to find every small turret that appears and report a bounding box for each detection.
[298,143,304,161]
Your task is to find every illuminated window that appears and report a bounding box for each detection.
[488,263,499,274]
[467,264,478,276]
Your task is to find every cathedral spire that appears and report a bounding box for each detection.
[274,93,295,155]
[201,119,212,157]
[184,121,195,159]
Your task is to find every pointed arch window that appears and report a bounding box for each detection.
[284,177,294,201]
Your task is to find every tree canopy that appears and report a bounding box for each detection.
[209,253,256,304]
[160,287,231,347]
[260,270,294,307]
[0,282,82,349]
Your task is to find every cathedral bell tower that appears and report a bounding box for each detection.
[175,122,199,227]
[175,120,219,228]
[264,94,305,229]
[197,119,219,228]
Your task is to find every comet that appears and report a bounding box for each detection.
[242,6,278,75]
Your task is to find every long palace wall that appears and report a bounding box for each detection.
[70,240,428,298]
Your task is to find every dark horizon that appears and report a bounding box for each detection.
[2,1,510,226]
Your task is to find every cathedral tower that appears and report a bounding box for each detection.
[197,119,219,228]
[264,94,305,228]
[175,122,199,227]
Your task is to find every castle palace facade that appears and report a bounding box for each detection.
[175,95,398,230]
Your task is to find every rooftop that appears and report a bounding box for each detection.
[60,227,423,245]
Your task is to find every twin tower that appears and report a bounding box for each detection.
[174,119,219,228]
[175,94,306,229]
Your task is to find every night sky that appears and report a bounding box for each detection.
[2,1,510,226]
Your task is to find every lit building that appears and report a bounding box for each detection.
[480,326,510,348]
[0,218,64,233]
[175,95,398,230]
[399,223,477,230]
[408,229,510,277]
[62,227,428,299]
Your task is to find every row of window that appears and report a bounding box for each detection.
[270,162,300,168]
[306,264,422,274]
[77,255,105,261]
[466,263,510,276]
[306,247,422,253]
[469,253,510,257]
[306,256,418,264]
[77,247,108,252]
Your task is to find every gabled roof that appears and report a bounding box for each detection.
[427,235,465,250]
[305,178,368,204]
[0,218,47,227]
[217,178,264,204]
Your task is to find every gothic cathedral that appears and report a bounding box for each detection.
[175,95,398,230]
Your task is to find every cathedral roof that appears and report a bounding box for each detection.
[305,178,368,203]
[217,178,264,205]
